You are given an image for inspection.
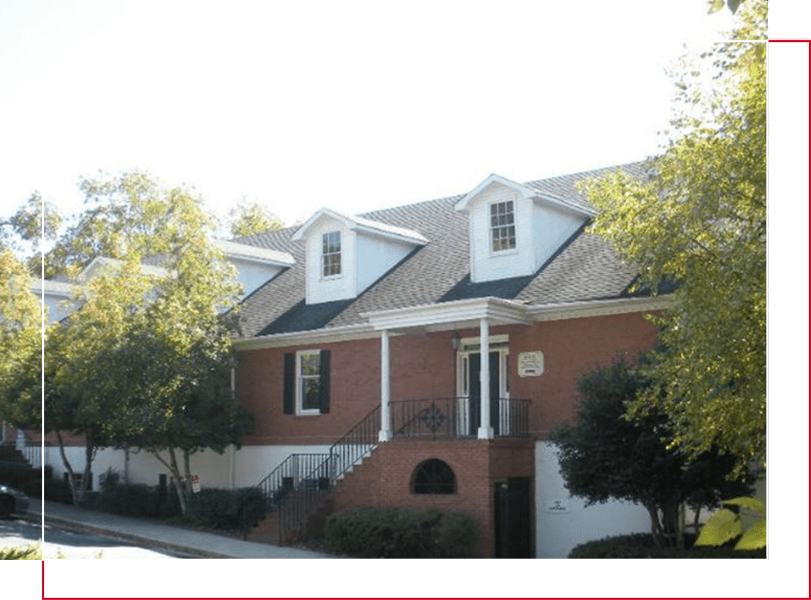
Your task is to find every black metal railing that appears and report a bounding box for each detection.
[327,404,380,479]
[254,405,382,543]
[391,397,531,439]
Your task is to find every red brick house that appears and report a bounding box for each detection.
[229,163,664,557]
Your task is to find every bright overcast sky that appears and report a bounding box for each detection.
[0,0,749,230]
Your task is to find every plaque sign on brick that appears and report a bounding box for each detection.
[518,351,544,377]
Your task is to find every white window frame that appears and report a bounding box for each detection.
[489,199,517,254]
[321,230,342,279]
[296,349,323,416]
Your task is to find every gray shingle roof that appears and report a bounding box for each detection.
[234,162,648,338]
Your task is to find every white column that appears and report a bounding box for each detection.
[379,329,393,441]
[478,317,494,439]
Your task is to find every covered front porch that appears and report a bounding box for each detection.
[363,296,534,442]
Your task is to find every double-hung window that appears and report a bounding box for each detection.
[322,231,342,277]
[297,350,322,414]
[490,200,516,252]
[284,350,331,415]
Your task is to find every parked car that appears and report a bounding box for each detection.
[0,484,30,519]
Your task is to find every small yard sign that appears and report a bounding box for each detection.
[190,475,201,494]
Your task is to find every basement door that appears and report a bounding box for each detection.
[495,477,532,558]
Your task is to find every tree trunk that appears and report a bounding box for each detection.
[147,447,188,515]
[645,503,664,547]
[168,448,189,515]
[55,430,79,506]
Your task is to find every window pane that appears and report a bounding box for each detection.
[302,377,321,410]
[322,231,342,276]
[491,201,515,252]
[300,353,320,376]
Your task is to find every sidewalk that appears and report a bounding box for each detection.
[24,499,334,559]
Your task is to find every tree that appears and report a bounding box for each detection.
[550,359,752,548]
[0,192,61,273]
[109,230,254,514]
[0,248,42,429]
[227,199,284,238]
[45,256,156,504]
[44,171,253,509]
[580,2,766,474]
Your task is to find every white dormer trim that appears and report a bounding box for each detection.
[292,208,428,247]
[455,173,594,218]
[454,174,536,213]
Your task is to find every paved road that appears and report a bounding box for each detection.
[0,516,41,545]
[1,517,187,559]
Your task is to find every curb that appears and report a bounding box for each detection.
[24,510,228,559]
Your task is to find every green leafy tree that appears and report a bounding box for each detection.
[227,199,284,238]
[1,192,61,272]
[109,232,253,514]
[550,359,752,548]
[0,248,42,429]
[580,2,766,474]
[46,256,156,504]
[44,172,253,508]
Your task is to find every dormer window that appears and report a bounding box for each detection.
[490,200,516,252]
[322,231,342,277]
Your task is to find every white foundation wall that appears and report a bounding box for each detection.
[535,442,651,558]
[43,444,331,490]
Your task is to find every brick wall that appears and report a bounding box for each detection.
[237,312,658,445]
[329,438,534,557]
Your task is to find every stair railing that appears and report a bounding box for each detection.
[254,404,382,544]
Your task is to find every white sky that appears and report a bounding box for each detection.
[0,0,741,230]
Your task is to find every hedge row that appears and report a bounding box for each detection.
[569,533,766,558]
[324,507,477,558]
[79,471,267,530]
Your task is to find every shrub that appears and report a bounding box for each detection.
[569,533,765,558]
[0,463,38,489]
[43,477,73,504]
[324,507,477,558]
[80,469,180,519]
[185,487,267,530]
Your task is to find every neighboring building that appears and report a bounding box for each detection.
[40,163,664,557]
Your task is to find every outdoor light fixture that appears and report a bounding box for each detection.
[450,331,461,351]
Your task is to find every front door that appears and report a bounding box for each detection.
[467,351,501,436]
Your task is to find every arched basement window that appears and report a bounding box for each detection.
[413,459,456,494]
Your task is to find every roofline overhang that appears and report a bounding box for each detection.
[215,239,295,267]
[235,323,378,351]
[234,294,673,351]
[526,294,672,321]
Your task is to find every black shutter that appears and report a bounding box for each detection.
[319,349,331,414]
[283,353,295,414]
